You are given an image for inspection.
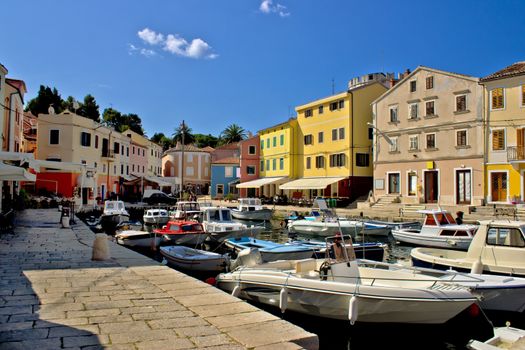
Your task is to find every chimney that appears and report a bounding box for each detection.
[403,68,411,78]
[389,78,397,88]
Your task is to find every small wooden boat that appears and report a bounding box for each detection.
[392,209,477,249]
[153,220,208,245]
[468,325,525,349]
[143,209,169,225]
[225,237,316,262]
[160,246,229,272]
[231,198,273,221]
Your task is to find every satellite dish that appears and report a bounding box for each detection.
[48,106,55,114]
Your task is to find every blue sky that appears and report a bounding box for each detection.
[2,0,525,138]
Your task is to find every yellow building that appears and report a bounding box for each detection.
[480,62,525,203]
[239,118,298,197]
[281,73,390,202]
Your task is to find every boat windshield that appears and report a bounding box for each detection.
[167,224,180,231]
[181,224,203,232]
[445,213,456,224]
[221,209,232,221]
[181,203,199,211]
[105,203,114,210]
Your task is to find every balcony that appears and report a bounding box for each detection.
[101,150,115,161]
[507,146,525,162]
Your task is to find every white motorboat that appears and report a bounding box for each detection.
[361,219,422,237]
[225,237,317,262]
[201,207,264,242]
[288,215,363,237]
[160,246,229,272]
[143,209,169,225]
[468,325,525,350]
[216,237,477,324]
[411,220,525,277]
[359,260,525,313]
[231,198,273,221]
[170,201,201,220]
[392,209,478,250]
[100,200,130,232]
[115,230,160,248]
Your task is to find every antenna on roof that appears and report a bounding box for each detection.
[331,78,335,94]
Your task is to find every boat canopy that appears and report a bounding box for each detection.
[237,176,288,189]
[279,176,346,190]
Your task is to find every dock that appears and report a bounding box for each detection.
[0,209,318,349]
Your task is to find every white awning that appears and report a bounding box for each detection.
[144,176,172,187]
[237,176,288,189]
[279,176,346,190]
[33,160,88,172]
[76,175,96,188]
[0,163,36,182]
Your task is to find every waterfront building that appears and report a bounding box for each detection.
[480,62,525,203]
[22,112,37,153]
[162,143,212,195]
[283,73,389,203]
[237,134,260,197]
[147,138,163,177]
[210,157,240,199]
[37,111,131,202]
[372,66,484,205]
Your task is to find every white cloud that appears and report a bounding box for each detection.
[135,28,217,59]
[259,0,290,17]
[127,44,157,58]
[138,28,164,45]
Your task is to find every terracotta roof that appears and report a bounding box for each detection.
[201,146,215,152]
[214,142,239,150]
[212,157,239,165]
[480,62,525,82]
[165,143,209,153]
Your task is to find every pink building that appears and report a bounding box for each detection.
[238,135,260,197]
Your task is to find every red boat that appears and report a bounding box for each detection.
[153,220,208,246]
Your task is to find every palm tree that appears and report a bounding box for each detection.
[220,124,246,144]
[172,121,195,145]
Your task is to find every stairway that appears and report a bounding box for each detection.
[372,194,400,208]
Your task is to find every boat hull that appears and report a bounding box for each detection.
[160,246,227,272]
[392,229,472,250]
[288,220,362,237]
[231,209,273,221]
[143,216,170,225]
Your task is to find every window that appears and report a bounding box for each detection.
[426,76,434,89]
[249,145,256,155]
[356,153,369,167]
[80,132,91,146]
[425,101,435,116]
[132,146,135,154]
[409,135,419,150]
[126,147,129,157]
[113,165,116,175]
[216,184,224,195]
[315,155,325,168]
[95,135,99,148]
[329,102,338,111]
[266,138,270,148]
[304,134,313,145]
[456,95,467,112]
[426,134,436,149]
[389,106,398,122]
[306,157,311,169]
[318,131,324,143]
[491,88,504,109]
[280,134,284,145]
[272,159,276,170]
[305,109,313,117]
[457,130,467,147]
[332,129,338,141]
[266,159,270,170]
[261,140,264,150]
[132,164,135,172]
[338,100,344,109]
[94,162,97,169]
[409,103,418,120]
[279,158,284,170]
[492,129,505,150]
[368,127,373,140]
[339,128,345,140]
[389,137,399,152]
[522,85,525,106]
[260,160,264,171]
[486,227,525,247]
[49,130,59,145]
[247,166,255,175]
[122,145,125,155]
[273,136,277,147]
[318,105,324,114]
[408,172,417,196]
[114,142,120,154]
[410,80,417,92]
[329,153,346,167]
[225,167,233,177]
[121,164,124,175]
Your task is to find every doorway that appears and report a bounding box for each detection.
[424,171,439,203]
[456,170,472,204]
[82,188,88,205]
[388,173,400,194]
[491,172,507,202]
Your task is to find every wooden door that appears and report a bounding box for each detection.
[518,129,525,160]
[491,173,507,202]
[388,174,400,194]
[424,171,439,203]
[456,170,471,204]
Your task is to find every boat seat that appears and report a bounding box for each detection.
[295,259,317,275]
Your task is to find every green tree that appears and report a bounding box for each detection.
[194,133,219,148]
[122,113,143,135]
[219,124,246,144]
[102,108,123,130]
[173,122,195,145]
[80,94,100,122]
[62,95,78,113]
[25,85,64,116]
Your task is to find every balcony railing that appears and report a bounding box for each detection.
[507,146,525,162]
[101,150,114,158]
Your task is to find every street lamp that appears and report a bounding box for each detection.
[367,122,393,146]
[180,120,185,200]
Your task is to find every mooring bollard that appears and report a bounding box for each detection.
[92,233,111,261]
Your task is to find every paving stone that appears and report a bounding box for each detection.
[98,320,151,334]
[207,311,278,329]
[0,321,33,332]
[39,302,85,312]
[0,338,61,350]
[166,288,216,298]
[189,302,259,317]
[48,324,100,337]
[67,308,121,318]
[254,342,304,350]
[135,337,195,350]
[83,344,136,350]
[147,317,208,330]
[34,318,89,328]
[88,315,133,324]
[131,298,175,307]
[74,295,110,303]
[109,329,178,344]
[176,325,220,337]
[119,306,156,314]
[0,306,33,315]
[7,313,39,323]
[0,327,50,342]
[190,334,235,348]
[84,300,134,310]
[62,334,109,348]
[131,310,194,321]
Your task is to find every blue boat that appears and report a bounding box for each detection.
[225,237,316,262]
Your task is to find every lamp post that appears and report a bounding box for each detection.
[180,120,185,200]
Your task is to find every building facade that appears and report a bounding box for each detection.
[480,62,525,203]
[285,73,389,202]
[210,159,240,199]
[372,66,484,205]
[238,135,260,197]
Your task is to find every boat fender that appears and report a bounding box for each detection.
[279,287,288,313]
[470,257,484,274]
[348,295,358,325]
[232,285,241,297]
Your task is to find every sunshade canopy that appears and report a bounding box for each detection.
[0,163,36,182]
[279,176,346,190]
[237,176,288,189]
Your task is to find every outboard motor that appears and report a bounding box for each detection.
[230,248,263,270]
